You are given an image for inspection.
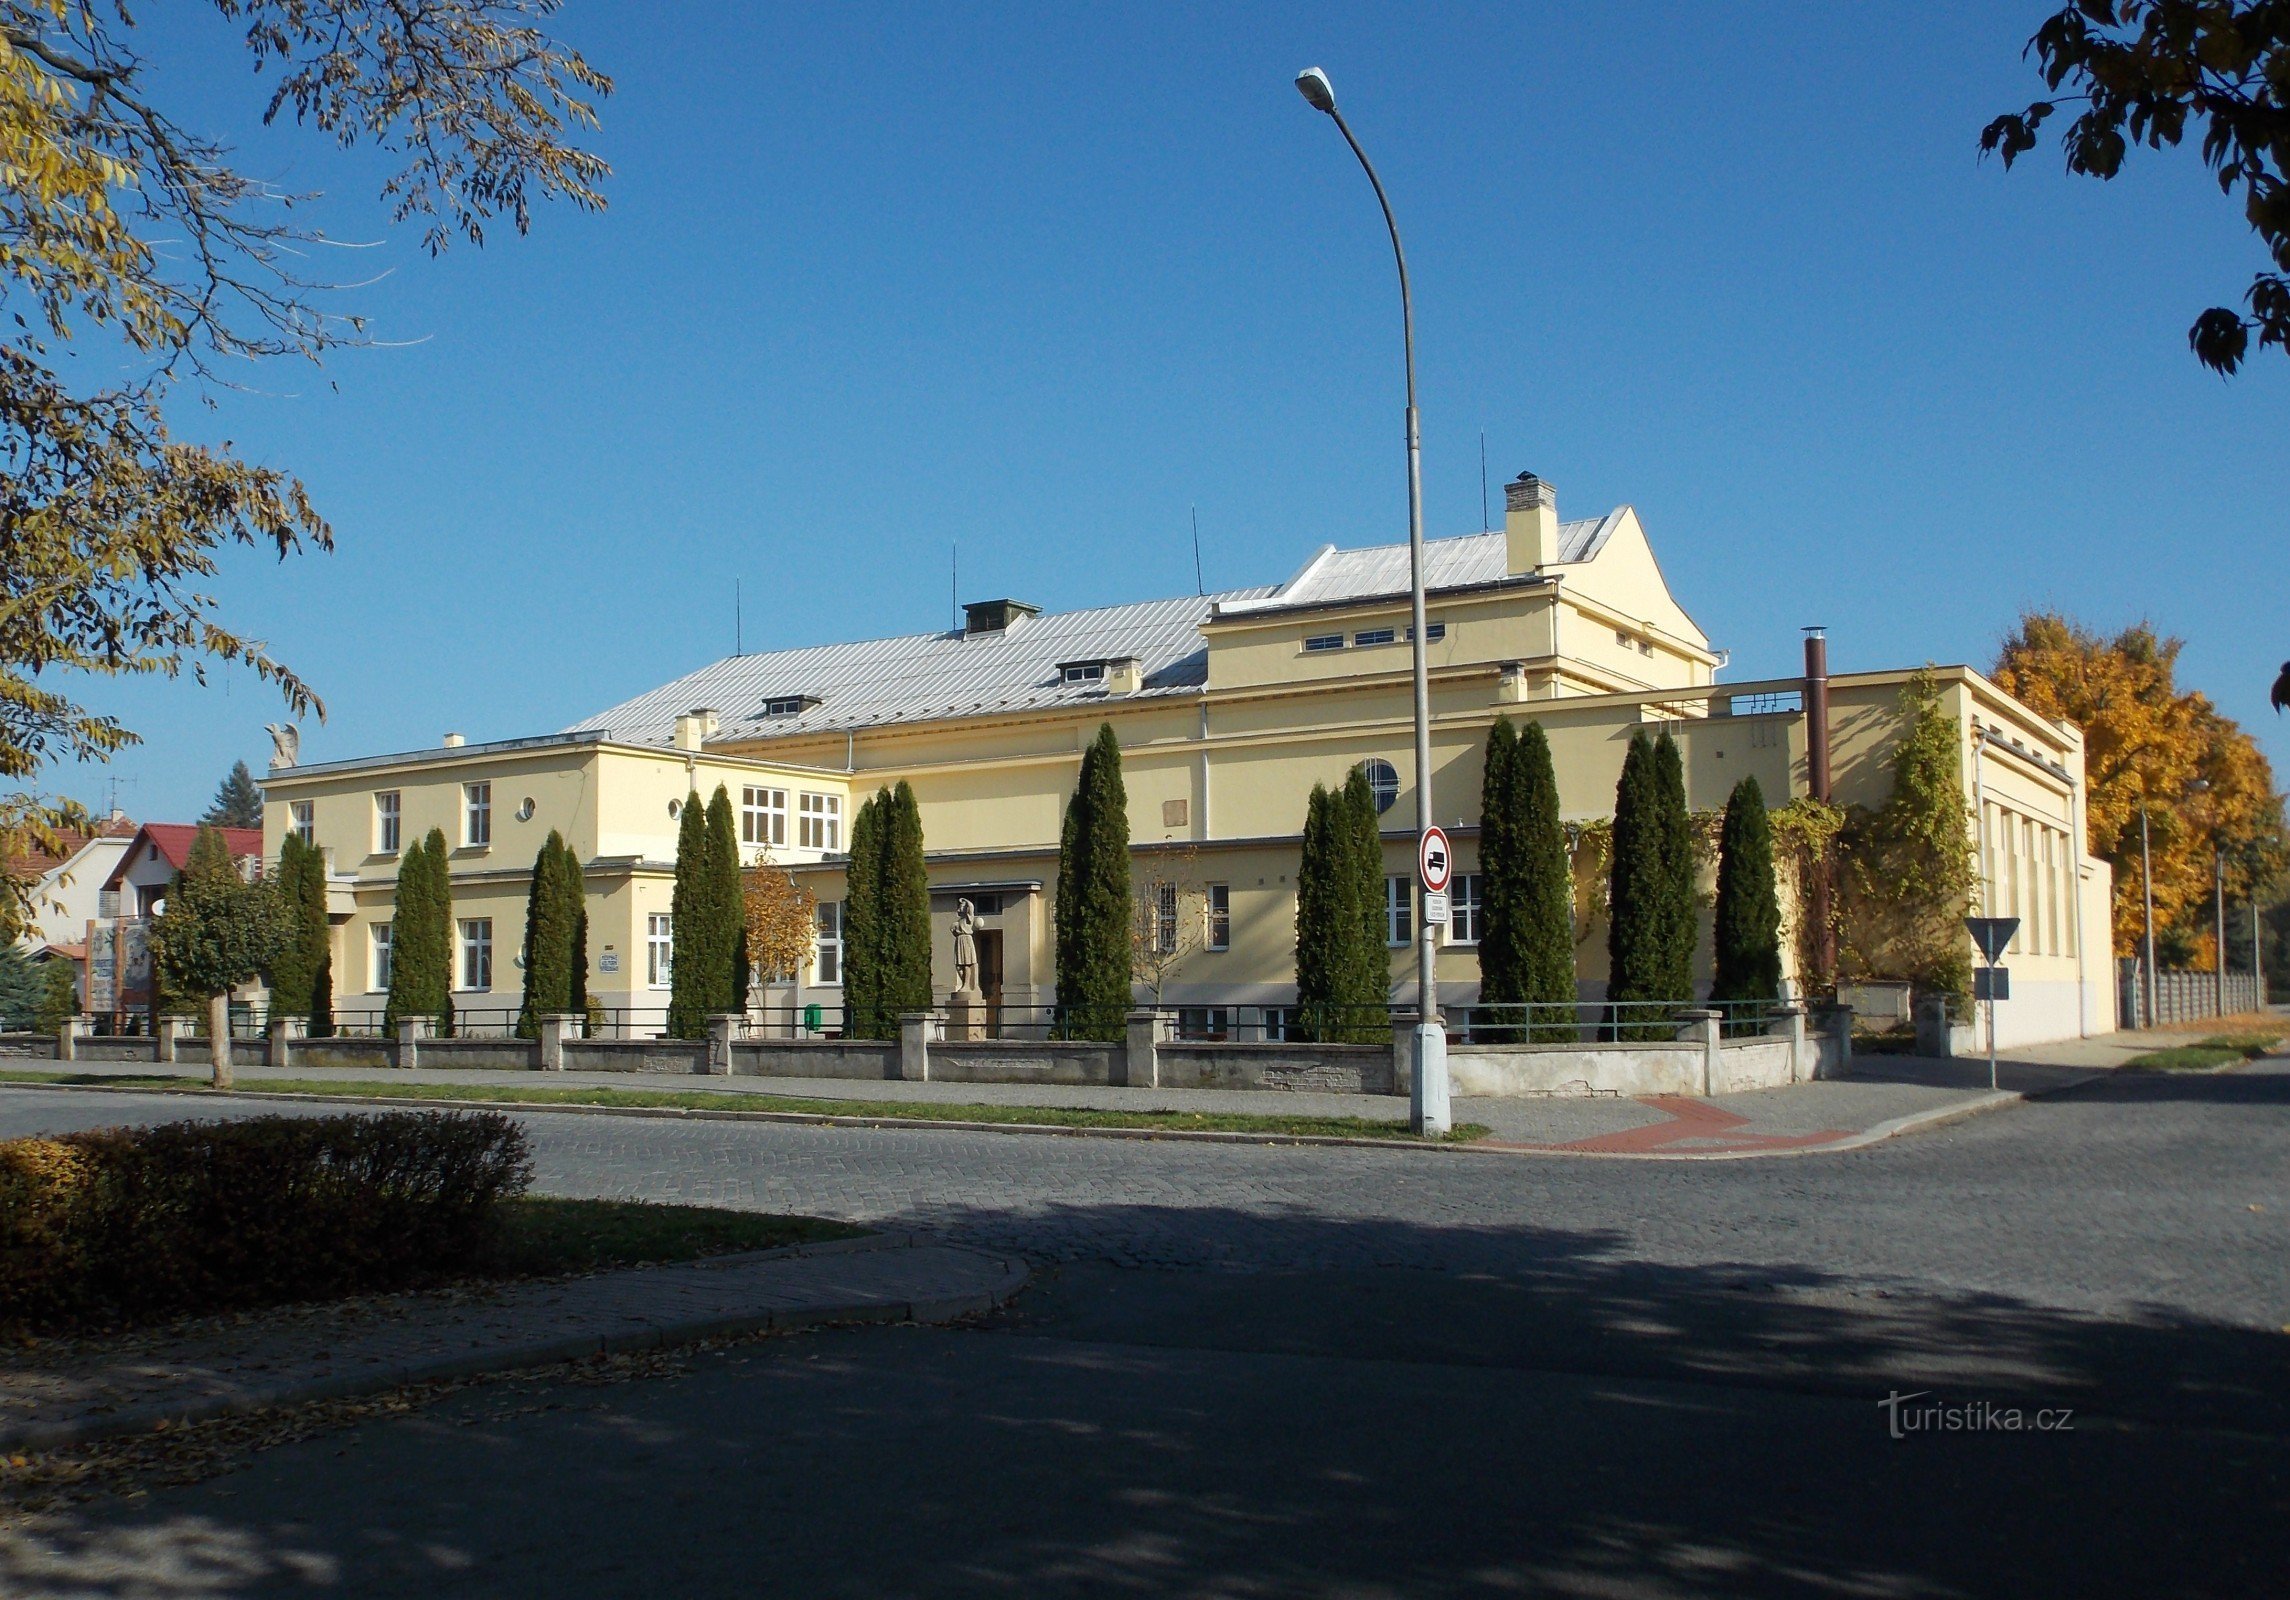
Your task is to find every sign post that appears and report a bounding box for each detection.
[1413,827,1454,1131]
[1964,917,2019,1092]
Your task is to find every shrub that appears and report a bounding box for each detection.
[0,1111,532,1331]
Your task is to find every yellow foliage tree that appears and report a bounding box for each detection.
[1994,614,2286,964]
[742,863,819,987]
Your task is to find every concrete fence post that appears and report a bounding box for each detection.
[155,1015,186,1065]
[898,1012,934,1082]
[396,1016,432,1071]
[1914,996,1954,1058]
[1122,1009,1166,1089]
[1675,1009,1722,1095]
[1388,1010,1420,1099]
[1768,1002,1809,1081]
[706,1013,743,1076]
[266,1016,306,1070]
[537,1012,582,1071]
[57,1014,87,1063]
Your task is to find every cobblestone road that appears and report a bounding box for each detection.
[6,1062,2285,1327]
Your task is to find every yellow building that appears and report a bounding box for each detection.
[261,473,2114,1048]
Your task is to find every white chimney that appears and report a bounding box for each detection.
[442,732,466,748]
[1504,472,1558,574]
[672,707,720,752]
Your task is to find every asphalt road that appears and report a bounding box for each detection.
[2,1065,2287,1597]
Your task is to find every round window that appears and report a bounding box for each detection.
[1362,759,1400,814]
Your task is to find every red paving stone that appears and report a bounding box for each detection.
[1492,1095,1859,1156]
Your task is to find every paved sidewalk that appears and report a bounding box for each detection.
[0,1234,1027,1453]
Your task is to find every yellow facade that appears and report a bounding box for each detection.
[261,486,2114,1044]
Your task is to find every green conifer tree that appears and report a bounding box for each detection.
[666,793,716,1039]
[34,957,77,1034]
[383,832,433,1036]
[1053,724,1132,1040]
[705,787,748,1017]
[423,827,455,1037]
[842,791,885,1038]
[266,834,319,1019]
[557,843,589,1018]
[200,759,265,828]
[517,832,582,1038]
[1651,730,1697,1008]
[1710,776,1784,1014]
[881,781,933,1022]
[1512,721,1578,1040]
[1606,732,1675,1039]
[0,943,45,1029]
[1475,718,1524,1037]
[1340,765,1389,1042]
[1293,783,1340,1039]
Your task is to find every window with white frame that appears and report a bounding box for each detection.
[458,918,493,991]
[814,901,843,985]
[1449,873,1482,945]
[374,791,401,854]
[646,914,673,988]
[290,800,314,845]
[1152,882,1178,954]
[1303,633,1345,653]
[1206,884,1230,951]
[1385,876,1413,947]
[1354,627,1395,647]
[371,922,393,991]
[1060,662,1104,685]
[463,782,491,847]
[742,786,787,848]
[798,792,841,850]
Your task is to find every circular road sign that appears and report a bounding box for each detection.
[1418,826,1453,893]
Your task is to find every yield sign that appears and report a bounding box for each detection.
[1964,917,2019,963]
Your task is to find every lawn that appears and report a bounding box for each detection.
[2121,1032,2286,1071]
[487,1196,863,1275]
[0,1068,1490,1142]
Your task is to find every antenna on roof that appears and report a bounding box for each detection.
[1480,431,1490,531]
[1191,506,1204,596]
[734,578,743,657]
[950,544,958,631]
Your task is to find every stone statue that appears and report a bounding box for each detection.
[951,898,980,996]
[264,722,300,771]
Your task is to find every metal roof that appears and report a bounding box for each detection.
[571,514,1627,748]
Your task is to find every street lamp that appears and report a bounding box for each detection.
[2138,791,2158,1027]
[1294,65,1447,1135]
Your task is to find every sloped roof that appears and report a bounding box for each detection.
[103,824,264,891]
[571,512,1630,749]
[4,816,137,881]
[1213,513,1624,618]
[571,588,1275,747]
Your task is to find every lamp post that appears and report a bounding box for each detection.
[1294,65,1446,1134]
[2138,797,2157,1027]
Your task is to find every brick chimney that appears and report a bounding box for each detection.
[1504,472,1558,573]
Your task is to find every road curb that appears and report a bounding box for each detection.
[0,1075,2039,1160]
[0,1235,1029,1457]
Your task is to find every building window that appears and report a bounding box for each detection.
[1449,873,1482,945]
[761,696,809,717]
[371,923,392,991]
[1616,628,1634,648]
[1385,876,1412,948]
[742,786,787,848]
[290,801,314,845]
[1152,882,1178,954]
[463,782,491,847]
[375,791,401,854]
[459,919,493,991]
[1303,634,1345,653]
[1354,628,1396,647]
[1259,1006,1298,1042]
[1405,622,1446,643]
[1363,758,1400,814]
[1176,1007,1230,1040]
[1206,883,1230,951]
[798,792,841,850]
[647,914,673,989]
[814,901,842,986]
[1061,662,1105,685]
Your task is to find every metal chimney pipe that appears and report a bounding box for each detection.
[1803,627,1831,804]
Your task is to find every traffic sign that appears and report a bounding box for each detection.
[1423,889,1450,926]
[1964,917,2019,964]
[1973,967,2010,1002]
[1418,827,1453,892]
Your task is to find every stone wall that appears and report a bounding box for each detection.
[1158,1042,1393,1094]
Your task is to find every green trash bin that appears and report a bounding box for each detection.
[802,1002,823,1036]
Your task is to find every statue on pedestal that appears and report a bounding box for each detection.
[951,898,981,996]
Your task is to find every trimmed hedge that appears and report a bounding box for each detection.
[0,1111,532,1330]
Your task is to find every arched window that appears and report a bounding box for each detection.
[1362,759,1400,814]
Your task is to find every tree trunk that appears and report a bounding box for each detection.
[208,989,232,1089]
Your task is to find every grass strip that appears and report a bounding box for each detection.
[0,1068,1489,1142]
[2122,1032,2285,1071]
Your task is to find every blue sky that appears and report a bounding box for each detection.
[60,2,2290,821]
